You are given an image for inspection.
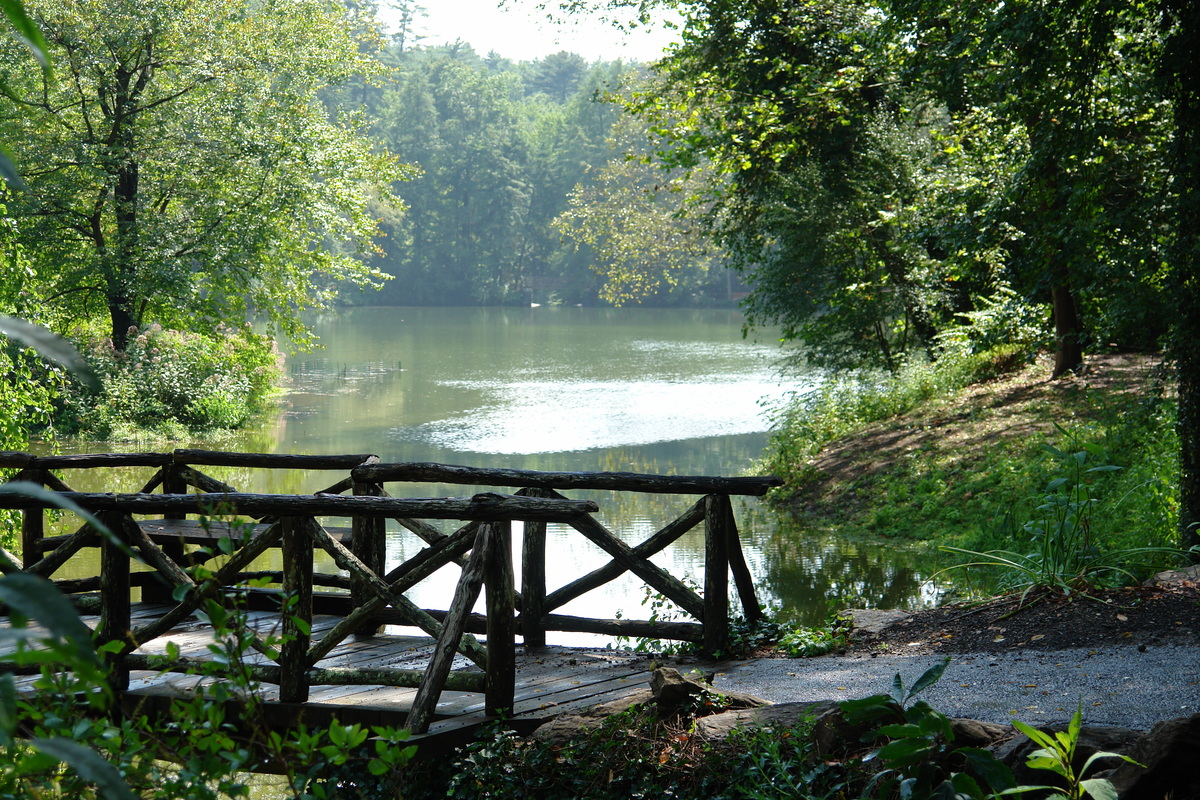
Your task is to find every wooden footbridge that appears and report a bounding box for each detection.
[0,449,780,748]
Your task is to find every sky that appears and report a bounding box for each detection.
[381,0,681,63]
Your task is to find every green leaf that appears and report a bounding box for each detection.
[0,573,98,664]
[0,149,26,192]
[959,746,1017,792]
[31,738,139,800]
[1079,777,1119,800]
[0,673,17,742]
[1,0,49,67]
[0,482,110,535]
[1011,719,1058,751]
[906,657,950,699]
[0,316,100,389]
[876,736,934,767]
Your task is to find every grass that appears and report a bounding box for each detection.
[763,349,1182,581]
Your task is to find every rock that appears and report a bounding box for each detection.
[694,700,841,742]
[1143,564,1200,587]
[949,718,1011,748]
[532,689,653,745]
[649,666,769,714]
[811,704,882,756]
[1109,713,1200,799]
[994,723,1143,790]
[845,608,912,639]
[532,667,768,745]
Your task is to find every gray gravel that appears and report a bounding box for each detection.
[712,645,1200,730]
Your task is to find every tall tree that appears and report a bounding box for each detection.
[1160,0,1200,553]
[888,0,1170,376]
[1,0,406,350]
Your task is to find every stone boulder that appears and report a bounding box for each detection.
[532,666,769,746]
[1109,713,1200,799]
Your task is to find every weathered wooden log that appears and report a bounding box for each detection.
[725,500,761,624]
[538,613,704,642]
[39,471,76,494]
[98,509,131,691]
[354,462,784,496]
[0,545,20,574]
[0,451,36,469]
[179,467,238,495]
[173,449,376,469]
[484,521,515,716]
[19,452,171,469]
[0,491,598,521]
[408,524,493,734]
[541,497,705,613]
[549,490,705,621]
[315,476,354,495]
[138,469,165,494]
[25,521,98,579]
[352,462,385,636]
[129,521,284,646]
[306,518,488,669]
[703,494,731,656]
[280,517,314,702]
[119,655,487,693]
[305,525,479,665]
[124,516,196,592]
[517,489,549,646]
[146,464,185,605]
[19,469,46,570]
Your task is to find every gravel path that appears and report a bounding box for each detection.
[712,644,1200,730]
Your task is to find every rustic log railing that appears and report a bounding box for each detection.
[0,449,781,733]
[348,462,782,656]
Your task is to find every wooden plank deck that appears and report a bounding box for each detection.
[5,602,658,754]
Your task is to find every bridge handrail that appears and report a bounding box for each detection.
[1,448,782,730]
[352,461,782,495]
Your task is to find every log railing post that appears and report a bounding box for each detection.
[144,461,188,602]
[20,468,46,570]
[485,521,515,717]
[724,498,762,624]
[351,459,385,637]
[97,509,131,692]
[408,524,492,734]
[518,490,548,647]
[703,494,730,657]
[280,516,314,703]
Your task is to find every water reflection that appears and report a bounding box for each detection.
[26,307,980,637]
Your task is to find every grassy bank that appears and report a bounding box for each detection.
[763,350,1180,574]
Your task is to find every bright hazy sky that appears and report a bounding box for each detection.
[382,1,680,63]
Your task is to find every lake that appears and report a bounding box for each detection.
[43,306,961,638]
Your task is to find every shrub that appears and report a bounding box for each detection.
[58,324,282,437]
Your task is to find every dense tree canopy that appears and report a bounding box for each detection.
[0,0,406,350]
[555,0,1195,548]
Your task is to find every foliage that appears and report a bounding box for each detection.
[2,0,407,351]
[938,427,1194,598]
[765,345,1021,480]
[1001,707,1139,800]
[0,508,417,799]
[396,704,846,800]
[54,324,283,438]
[841,659,1018,800]
[553,72,727,306]
[765,350,1181,561]
[777,610,851,658]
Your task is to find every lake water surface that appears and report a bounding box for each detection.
[47,306,961,638]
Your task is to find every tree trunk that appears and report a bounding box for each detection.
[1050,282,1084,377]
[1164,0,1200,557]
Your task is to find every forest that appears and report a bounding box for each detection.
[1,0,1200,796]
[0,0,1197,531]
